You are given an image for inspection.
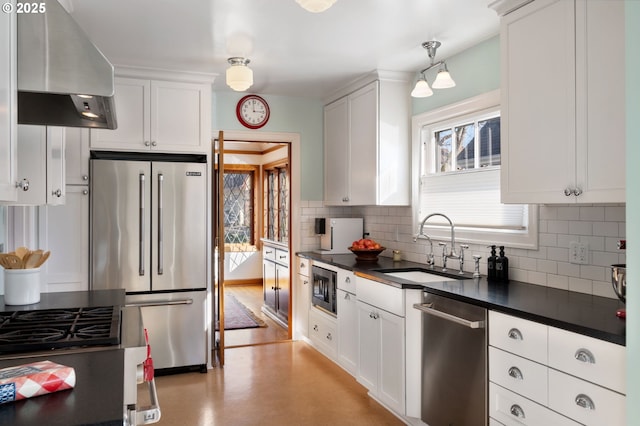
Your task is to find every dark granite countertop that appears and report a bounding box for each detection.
[298,252,626,346]
[0,289,126,311]
[0,290,127,425]
[0,349,125,426]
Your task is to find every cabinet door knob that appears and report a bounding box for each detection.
[573,187,583,196]
[82,189,89,195]
[509,404,525,419]
[144,141,151,146]
[508,366,523,380]
[574,348,595,364]
[313,324,318,331]
[151,141,158,147]
[507,328,523,341]
[82,175,89,181]
[564,187,573,196]
[52,189,62,197]
[303,280,308,285]
[15,179,29,191]
[575,394,595,410]
[326,333,332,341]
[345,277,350,283]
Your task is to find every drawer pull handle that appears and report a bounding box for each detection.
[345,277,351,283]
[575,394,595,410]
[509,404,525,419]
[575,348,595,364]
[508,366,523,380]
[326,333,332,341]
[507,328,523,341]
[313,324,318,331]
[344,293,350,300]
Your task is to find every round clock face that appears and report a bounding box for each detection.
[236,95,270,129]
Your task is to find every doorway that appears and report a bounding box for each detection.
[213,131,301,366]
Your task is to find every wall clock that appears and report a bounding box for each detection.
[236,95,270,129]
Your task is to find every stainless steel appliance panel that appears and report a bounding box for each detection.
[151,162,207,292]
[91,160,151,293]
[416,293,487,426]
[126,291,207,370]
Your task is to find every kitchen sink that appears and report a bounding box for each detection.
[374,268,472,283]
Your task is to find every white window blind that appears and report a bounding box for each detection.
[419,169,527,230]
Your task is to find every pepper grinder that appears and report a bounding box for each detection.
[472,255,482,278]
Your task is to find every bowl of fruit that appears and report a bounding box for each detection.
[349,238,385,262]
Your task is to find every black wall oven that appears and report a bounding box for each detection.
[311,265,337,316]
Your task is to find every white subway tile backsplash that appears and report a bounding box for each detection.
[298,202,624,299]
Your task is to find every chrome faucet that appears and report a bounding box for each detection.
[418,213,459,259]
[414,232,435,268]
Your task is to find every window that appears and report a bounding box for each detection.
[263,160,289,243]
[413,90,537,248]
[223,165,258,249]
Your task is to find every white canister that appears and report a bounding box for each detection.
[3,268,41,305]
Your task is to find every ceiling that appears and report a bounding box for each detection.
[61,0,499,99]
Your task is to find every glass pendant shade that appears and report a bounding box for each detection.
[296,0,337,13]
[432,69,456,89]
[411,78,433,98]
[226,59,253,92]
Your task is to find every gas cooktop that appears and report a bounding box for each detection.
[0,306,121,355]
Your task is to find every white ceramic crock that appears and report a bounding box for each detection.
[3,268,41,305]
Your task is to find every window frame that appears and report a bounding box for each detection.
[262,158,289,244]
[222,164,259,251]
[411,90,538,249]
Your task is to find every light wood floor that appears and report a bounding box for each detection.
[223,284,289,347]
[150,341,405,426]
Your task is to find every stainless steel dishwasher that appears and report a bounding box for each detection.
[414,292,487,426]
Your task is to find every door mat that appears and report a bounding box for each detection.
[217,294,267,331]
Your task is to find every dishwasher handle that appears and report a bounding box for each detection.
[413,302,485,329]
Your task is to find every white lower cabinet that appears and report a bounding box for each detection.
[308,307,337,360]
[490,383,580,426]
[356,299,405,415]
[294,257,311,339]
[336,289,357,375]
[489,311,626,426]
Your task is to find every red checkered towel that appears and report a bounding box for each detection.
[0,360,76,404]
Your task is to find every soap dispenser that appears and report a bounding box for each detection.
[496,246,509,282]
[487,245,497,281]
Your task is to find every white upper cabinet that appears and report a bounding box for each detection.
[64,128,90,186]
[498,0,625,204]
[13,125,66,206]
[91,70,213,154]
[0,3,17,202]
[324,72,411,206]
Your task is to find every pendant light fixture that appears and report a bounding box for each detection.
[411,41,456,98]
[296,0,337,13]
[226,57,253,92]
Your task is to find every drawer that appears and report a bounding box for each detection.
[489,346,548,405]
[263,246,276,261]
[309,308,337,359]
[275,248,289,265]
[297,256,311,277]
[548,369,626,426]
[356,276,404,317]
[489,383,581,426]
[548,327,626,394]
[337,268,356,294]
[489,311,547,364]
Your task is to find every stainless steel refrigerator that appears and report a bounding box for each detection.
[90,152,208,372]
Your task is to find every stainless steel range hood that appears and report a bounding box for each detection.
[17,0,117,129]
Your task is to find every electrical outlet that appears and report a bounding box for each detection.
[569,241,588,264]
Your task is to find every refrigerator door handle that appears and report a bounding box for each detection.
[139,173,146,276]
[126,299,194,308]
[157,173,164,275]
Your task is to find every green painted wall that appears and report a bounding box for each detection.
[213,91,324,201]
[626,1,639,423]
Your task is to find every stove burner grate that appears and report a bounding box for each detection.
[0,306,121,354]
